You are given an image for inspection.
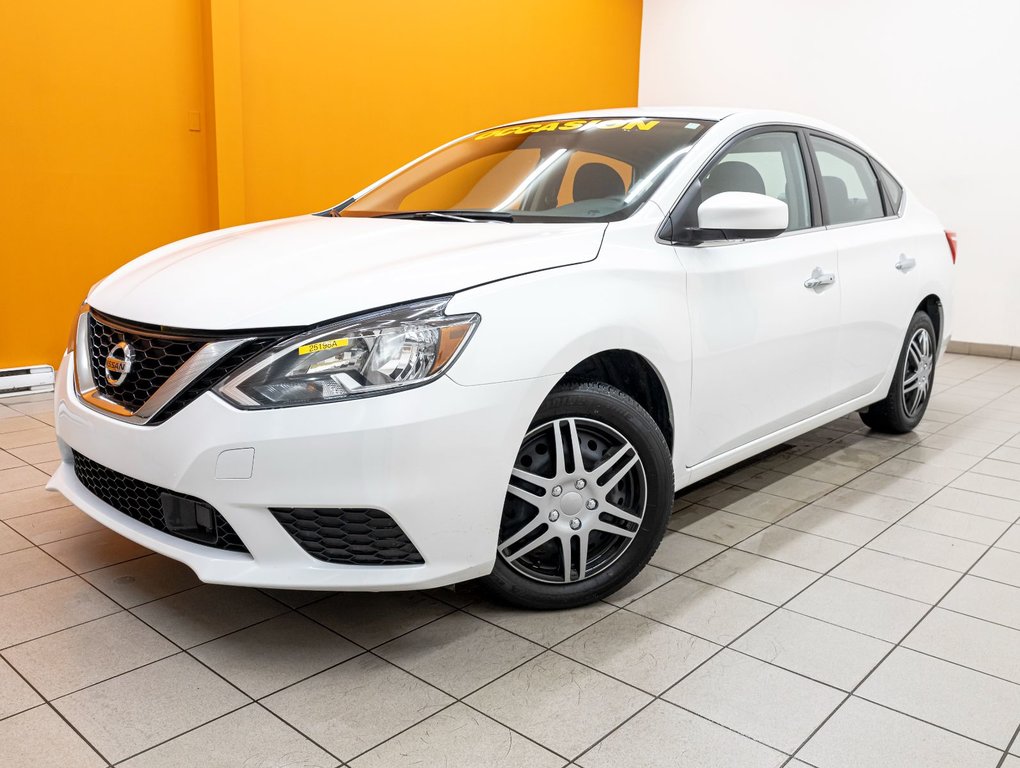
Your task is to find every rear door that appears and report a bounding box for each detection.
[808,134,916,400]
[673,127,844,465]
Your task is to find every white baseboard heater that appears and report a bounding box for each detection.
[0,365,55,398]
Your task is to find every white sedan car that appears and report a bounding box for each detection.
[50,108,955,609]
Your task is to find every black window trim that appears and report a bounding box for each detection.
[657,122,903,245]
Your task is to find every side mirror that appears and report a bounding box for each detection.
[668,192,788,244]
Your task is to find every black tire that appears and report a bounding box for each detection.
[481,380,673,610]
[860,310,937,433]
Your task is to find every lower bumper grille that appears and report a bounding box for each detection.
[71,451,248,553]
[270,507,424,566]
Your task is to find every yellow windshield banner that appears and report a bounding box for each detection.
[298,338,349,355]
[474,118,661,140]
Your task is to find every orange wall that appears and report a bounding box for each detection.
[0,2,213,369]
[0,0,642,369]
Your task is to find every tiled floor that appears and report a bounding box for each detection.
[2,352,1020,767]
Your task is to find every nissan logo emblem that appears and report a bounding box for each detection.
[104,341,135,387]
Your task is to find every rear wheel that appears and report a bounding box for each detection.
[860,311,937,433]
[481,380,673,609]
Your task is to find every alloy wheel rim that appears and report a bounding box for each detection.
[498,417,647,584]
[901,328,934,418]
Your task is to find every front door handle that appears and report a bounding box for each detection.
[896,254,917,272]
[804,267,836,290]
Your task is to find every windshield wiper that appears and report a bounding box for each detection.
[379,210,514,222]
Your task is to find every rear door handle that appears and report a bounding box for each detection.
[804,268,836,289]
[896,254,917,272]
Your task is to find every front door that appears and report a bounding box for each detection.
[672,129,843,465]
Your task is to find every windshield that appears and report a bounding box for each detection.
[337,117,713,222]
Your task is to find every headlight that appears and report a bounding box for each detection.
[216,297,479,408]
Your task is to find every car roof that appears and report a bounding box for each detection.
[504,107,873,160]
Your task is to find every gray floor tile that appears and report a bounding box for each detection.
[300,591,453,648]
[831,548,959,603]
[972,547,1020,588]
[813,487,916,522]
[0,577,118,649]
[664,648,843,752]
[466,599,616,647]
[873,457,965,485]
[807,437,905,470]
[778,503,890,545]
[628,576,773,645]
[1000,525,1020,553]
[466,652,651,759]
[798,696,1000,768]
[973,457,1020,481]
[4,505,104,545]
[376,611,543,697]
[774,456,865,485]
[786,576,929,642]
[0,705,105,767]
[603,564,676,607]
[2,611,176,699]
[920,432,998,457]
[264,654,452,761]
[732,609,891,691]
[904,608,1020,683]
[349,702,564,768]
[700,488,805,523]
[847,472,941,503]
[941,575,1020,631]
[668,505,768,545]
[926,487,1020,522]
[858,647,1020,748]
[0,657,42,718]
[735,471,838,503]
[900,503,1010,544]
[686,549,818,605]
[867,524,986,571]
[190,612,361,698]
[53,654,248,763]
[736,527,856,572]
[82,553,201,608]
[119,704,339,768]
[0,546,70,595]
[556,609,720,694]
[648,530,726,573]
[577,699,785,768]
[952,471,1020,502]
[897,445,981,470]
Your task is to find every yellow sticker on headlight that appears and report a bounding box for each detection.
[298,338,349,355]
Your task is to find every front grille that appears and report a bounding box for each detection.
[88,313,205,412]
[271,507,424,566]
[72,451,249,553]
[84,311,286,422]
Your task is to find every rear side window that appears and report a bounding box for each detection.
[875,163,903,213]
[810,136,884,225]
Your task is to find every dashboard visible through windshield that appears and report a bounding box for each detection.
[337,117,713,222]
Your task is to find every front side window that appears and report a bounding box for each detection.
[811,136,884,225]
[339,118,713,222]
[679,131,812,232]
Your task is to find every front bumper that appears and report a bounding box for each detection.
[49,355,551,590]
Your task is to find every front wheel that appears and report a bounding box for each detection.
[860,310,937,433]
[481,380,673,610]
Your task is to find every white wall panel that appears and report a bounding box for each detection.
[640,0,1020,346]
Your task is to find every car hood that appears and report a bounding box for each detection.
[89,215,606,329]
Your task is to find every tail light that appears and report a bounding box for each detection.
[945,230,958,264]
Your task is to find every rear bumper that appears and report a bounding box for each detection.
[50,354,553,590]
